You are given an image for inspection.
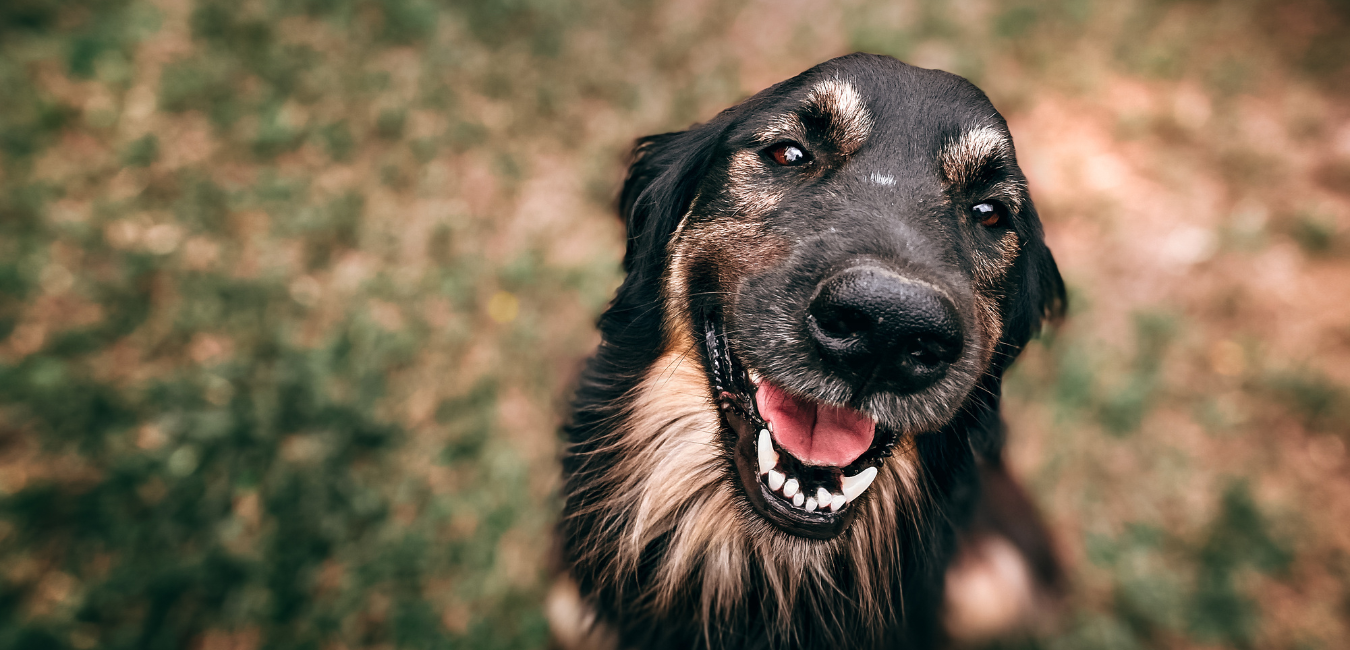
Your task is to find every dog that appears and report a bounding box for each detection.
[549,53,1066,649]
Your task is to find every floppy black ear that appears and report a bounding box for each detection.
[966,213,1064,459]
[996,206,1067,372]
[1022,231,1067,337]
[606,121,728,321]
[619,126,725,276]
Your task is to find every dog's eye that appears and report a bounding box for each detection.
[766,142,810,167]
[971,202,1006,227]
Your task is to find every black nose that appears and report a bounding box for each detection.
[807,267,963,392]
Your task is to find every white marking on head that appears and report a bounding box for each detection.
[869,172,896,186]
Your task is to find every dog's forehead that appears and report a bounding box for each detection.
[741,58,1013,167]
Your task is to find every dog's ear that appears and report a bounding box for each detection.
[615,122,727,296]
[968,211,1064,459]
[1025,228,1067,332]
[999,205,1067,367]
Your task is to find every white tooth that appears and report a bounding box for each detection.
[748,369,761,385]
[805,497,817,512]
[840,466,878,502]
[767,469,785,491]
[793,492,805,507]
[782,478,799,498]
[829,494,846,511]
[757,429,777,474]
[817,487,832,506]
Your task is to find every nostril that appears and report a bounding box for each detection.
[903,335,960,368]
[813,304,873,340]
[908,341,939,366]
[806,266,965,392]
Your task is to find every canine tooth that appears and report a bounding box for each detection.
[829,494,846,511]
[782,478,799,498]
[816,487,832,506]
[793,492,805,507]
[767,469,785,491]
[748,369,761,385]
[840,466,879,502]
[805,497,817,512]
[756,429,777,474]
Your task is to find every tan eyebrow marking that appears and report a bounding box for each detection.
[939,125,1026,211]
[752,78,874,155]
[726,150,787,216]
[940,125,1012,184]
[753,113,807,145]
[803,78,873,155]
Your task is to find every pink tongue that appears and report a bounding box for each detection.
[754,381,876,467]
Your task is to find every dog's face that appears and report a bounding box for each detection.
[557,54,1065,645]
[623,54,1064,540]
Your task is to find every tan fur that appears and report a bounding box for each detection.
[941,126,1027,365]
[942,534,1041,642]
[546,575,620,650]
[572,349,929,636]
[753,112,808,146]
[940,126,1027,213]
[661,209,698,346]
[804,78,874,155]
[971,230,1021,290]
[664,208,790,325]
[752,78,873,156]
[940,126,1010,184]
[726,150,788,216]
[970,229,1021,366]
[663,148,792,326]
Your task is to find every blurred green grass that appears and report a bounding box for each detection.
[1,0,1349,648]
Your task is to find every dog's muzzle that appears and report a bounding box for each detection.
[710,264,968,538]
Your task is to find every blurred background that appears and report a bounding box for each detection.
[0,0,1348,648]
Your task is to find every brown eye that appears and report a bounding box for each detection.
[766,142,810,166]
[972,202,1005,227]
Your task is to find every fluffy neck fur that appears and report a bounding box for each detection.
[559,309,989,649]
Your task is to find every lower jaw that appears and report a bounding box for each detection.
[704,315,889,539]
[723,401,858,540]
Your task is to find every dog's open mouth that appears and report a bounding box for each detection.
[704,317,900,539]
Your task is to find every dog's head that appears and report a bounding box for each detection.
[618,53,1064,540]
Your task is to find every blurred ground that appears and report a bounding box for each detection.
[1,0,1348,648]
